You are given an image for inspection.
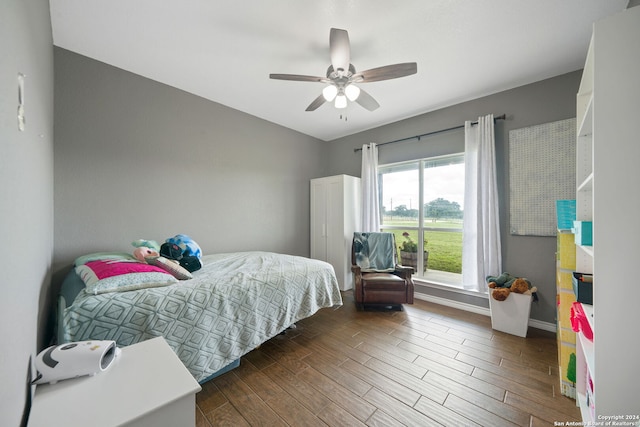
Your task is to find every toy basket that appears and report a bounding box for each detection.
[489,293,532,337]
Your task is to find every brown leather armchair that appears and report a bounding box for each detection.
[351,232,415,310]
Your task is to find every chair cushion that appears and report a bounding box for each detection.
[361,273,407,291]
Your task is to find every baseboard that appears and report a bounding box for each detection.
[413,292,556,333]
[528,318,556,333]
[414,292,489,316]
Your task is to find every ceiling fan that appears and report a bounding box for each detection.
[269,28,417,112]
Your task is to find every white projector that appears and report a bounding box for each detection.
[32,340,121,385]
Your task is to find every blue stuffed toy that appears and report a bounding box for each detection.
[160,234,203,272]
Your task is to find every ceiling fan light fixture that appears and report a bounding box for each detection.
[270,28,416,113]
[345,84,360,101]
[335,94,347,109]
[322,85,338,102]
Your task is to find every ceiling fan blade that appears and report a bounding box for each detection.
[355,88,380,111]
[329,28,350,74]
[305,94,326,111]
[269,73,326,82]
[355,62,417,83]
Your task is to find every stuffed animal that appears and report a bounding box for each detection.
[492,287,511,301]
[132,246,159,263]
[131,239,161,263]
[486,273,537,301]
[160,234,203,272]
[486,272,518,289]
[132,239,161,252]
[510,278,530,294]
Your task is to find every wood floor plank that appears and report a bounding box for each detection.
[241,346,277,370]
[262,362,333,414]
[340,358,423,406]
[397,339,475,375]
[356,341,426,377]
[302,351,374,397]
[296,366,377,422]
[360,356,449,405]
[425,332,514,365]
[324,325,366,348]
[257,338,310,374]
[393,328,460,358]
[443,393,522,427]
[317,402,368,427]
[234,358,289,402]
[297,331,372,365]
[471,366,555,400]
[504,390,581,423]
[203,402,251,427]
[213,372,287,426]
[372,316,429,340]
[414,395,483,427]
[365,409,409,427]
[446,324,496,343]
[413,355,507,401]
[429,317,495,341]
[263,390,329,427]
[462,335,526,361]
[195,405,212,427]
[423,370,531,426]
[351,327,406,350]
[424,327,472,346]
[455,350,557,389]
[405,317,460,338]
[363,386,445,426]
[352,318,403,337]
[500,354,556,378]
[358,334,421,362]
[196,380,229,414]
[195,292,582,427]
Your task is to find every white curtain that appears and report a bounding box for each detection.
[462,114,502,292]
[361,143,381,232]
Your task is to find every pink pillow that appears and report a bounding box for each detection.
[84,260,168,279]
[76,260,177,294]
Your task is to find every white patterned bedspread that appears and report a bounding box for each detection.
[62,252,342,382]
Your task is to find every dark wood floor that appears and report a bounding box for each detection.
[196,291,580,426]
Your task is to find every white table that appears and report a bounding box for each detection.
[28,337,201,427]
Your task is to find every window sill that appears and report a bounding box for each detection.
[414,270,488,298]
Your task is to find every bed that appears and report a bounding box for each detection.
[57,251,342,383]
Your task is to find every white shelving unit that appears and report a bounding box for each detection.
[574,6,640,423]
[574,31,595,423]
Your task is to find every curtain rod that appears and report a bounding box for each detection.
[354,114,506,153]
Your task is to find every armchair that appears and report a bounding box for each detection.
[351,232,415,310]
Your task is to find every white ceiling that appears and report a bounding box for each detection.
[49,0,628,141]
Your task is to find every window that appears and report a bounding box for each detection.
[379,154,464,287]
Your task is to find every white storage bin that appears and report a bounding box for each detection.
[489,292,532,337]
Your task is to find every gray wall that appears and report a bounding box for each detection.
[53,48,328,277]
[326,71,581,325]
[0,1,54,426]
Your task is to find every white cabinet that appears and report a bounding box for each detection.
[311,175,361,291]
[28,337,201,427]
[574,6,640,422]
